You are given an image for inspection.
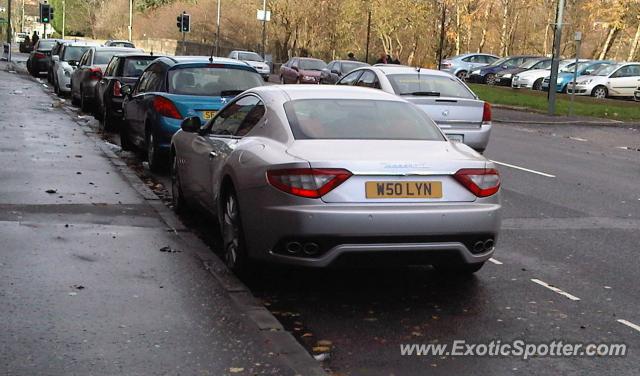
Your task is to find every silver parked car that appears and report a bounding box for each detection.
[440,53,500,79]
[336,66,493,152]
[170,86,501,273]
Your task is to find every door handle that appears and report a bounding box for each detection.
[209,151,218,159]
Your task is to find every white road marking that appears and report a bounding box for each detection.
[617,319,640,333]
[490,160,556,178]
[488,258,503,265]
[530,279,580,301]
[569,137,587,142]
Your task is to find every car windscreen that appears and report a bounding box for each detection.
[284,99,445,141]
[168,67,263,96]
[123,57,155,77]
[561,62,588,73]
[238,52,263,62]
[341,61,368,73]
[592,64,619,76]
[387,74,475,98]
[94,51,118,65]
[62,46,90,62]
[519,59,543,69]
[38,40,56,50]
[110,42,135,48]
[489,57,509,66]
[299,59,327,71]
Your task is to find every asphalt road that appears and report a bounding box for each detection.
[5,61,640,375]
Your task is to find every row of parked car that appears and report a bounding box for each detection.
[439,53,640,100]
[28,42,500,273]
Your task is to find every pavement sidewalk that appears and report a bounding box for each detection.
[0,63,324,375]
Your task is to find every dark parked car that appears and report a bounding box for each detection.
[71,46,143,112]
[320,59,369,84]
[120,56,264,172]
[26,39,60,77]
[467,55,542,85]
[279,57,327,84]
[95,53,160,131]
[494,57,551,86]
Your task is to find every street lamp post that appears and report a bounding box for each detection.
[128,0,132,41]
[569,31,581,116]
[261,0,266,58]
[215,0,220,56]
[62,0,65,39]
[437,0,446,69]
[547,0,566,115]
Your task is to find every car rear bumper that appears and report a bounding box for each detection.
[240,189,501,268]
[439,122,492,152]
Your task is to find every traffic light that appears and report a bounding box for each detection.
[50,7,54,20]
[176,14,183,31]
[181,14,190,32]
[40,3,51,23]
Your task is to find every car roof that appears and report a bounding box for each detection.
[294,57,325,61]
[369,65,452,77]
[66,41,102,47]
[93,46,143,53]
[331,59,369,64]
[251,85,406,102]
[111,53,158,59]
[106,40,133,43]
[159,56,251,67]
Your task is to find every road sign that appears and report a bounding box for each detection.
[257,10,271,22]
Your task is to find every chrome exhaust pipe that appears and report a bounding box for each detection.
[484,239,495,251]
[286,241,302,254]
[473,241,485,253]
[303,242,320,256]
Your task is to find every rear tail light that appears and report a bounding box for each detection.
[88,67,102,80]
[267,168,352,198]
[113,80,122,97]
[34,52,46,59]
[454,168,500,197]
[152,96,183,119]
[482,102,492,123]
[441,61,451,69]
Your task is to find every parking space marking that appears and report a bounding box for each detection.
[617,319,640,333]
[530,278,580,301]
[490,160,556,178]
[569,137,588,142]
[488,258,503,265]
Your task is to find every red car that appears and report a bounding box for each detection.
[279,57,327,84]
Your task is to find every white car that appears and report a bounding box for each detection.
[511,59,588,90]
[228,50,270,81]
[52,41,100,96]
[568,62,640,99]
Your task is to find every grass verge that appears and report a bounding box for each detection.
[468,83,640,121]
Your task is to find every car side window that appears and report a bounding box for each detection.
[485,56,498,64]
[79,51,89,67]
[104,58,118,76]
[327,62,335,71]
[355,70,380,89]
[462,56,474,63]
[134,69,153,95]
[145,65,165,92]
[337,70,363,85]
[292,59,299,69]
[208,96,263,136]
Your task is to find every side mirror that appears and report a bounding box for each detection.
[121,84,132,97]
[180,116,202,133]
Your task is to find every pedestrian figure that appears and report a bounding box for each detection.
[375,52,388,64]
[31,31,39,47]
[347,52,357,61]
[392,55,401,64]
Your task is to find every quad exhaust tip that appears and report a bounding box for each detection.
[285,241,321,256]
[285,241,302,254]
[473,238,495,253]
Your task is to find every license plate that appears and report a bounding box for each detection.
[202,110,217,120]
[448,134,464,143]
[365,181,443,199]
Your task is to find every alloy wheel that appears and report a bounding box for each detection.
[593,87,607,99]
[222,193,241,269]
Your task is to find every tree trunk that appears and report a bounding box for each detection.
[455,2,461,56]
[543,5,553,55]
[499,0,510,56]
[477,1,493,53]
[628,20,640,61]
[598,26,621,60]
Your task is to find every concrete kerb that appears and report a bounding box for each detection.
[491,104,637,126]
[26,73,326,376]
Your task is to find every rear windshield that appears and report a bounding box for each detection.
[299,59,327,71]
[95,51,118,65]
[168,67,263,96]
[62,46,90,62]
[38,40,56,50]
[123,57,155,77]
[387,74,475,98]
[284,99,445,141]
[238,52,263,61]
[109,42,135,48]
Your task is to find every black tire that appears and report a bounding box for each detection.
[592,85,608,99]
[171,153,188,214]
[80,88,91,113]
[101,107,115,132]
[146,131,166,173]
[456,70,468,80]
[119,121,134,151]
[296,77,301,84]
[532,78,543,91]
[435,262,485,275]
[485,73,496,85]
[280,75,285,84]
[221,189,250,273]
[71,81,79,105]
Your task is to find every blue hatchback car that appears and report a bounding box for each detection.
[542,60,613,93]
[121,56,264,171]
